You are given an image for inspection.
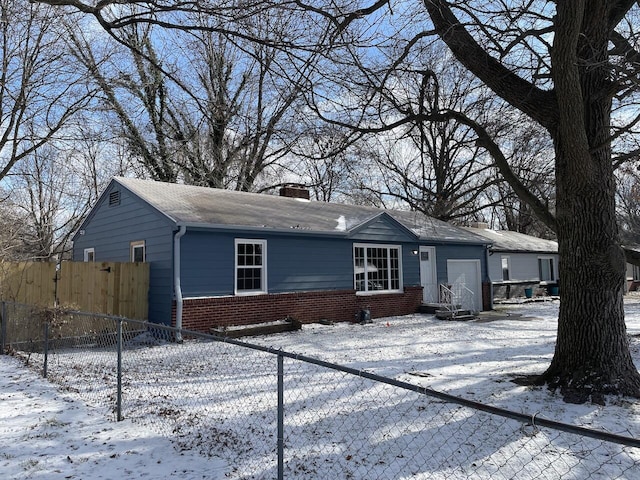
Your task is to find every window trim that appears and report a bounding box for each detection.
[234,239,268,295]
[84,248,95,262]
[538,256,555,282]
[353,243,403,295]
[130,240,146,263]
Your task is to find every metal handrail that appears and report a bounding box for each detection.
[439,283,477,317]
[438,284,456,315]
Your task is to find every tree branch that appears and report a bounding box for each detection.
[422,0,557,130]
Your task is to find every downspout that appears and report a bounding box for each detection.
[174,225,187,343]
[484,243,493,311]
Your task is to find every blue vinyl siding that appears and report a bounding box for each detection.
[349,215,417,243]
[402,245,421,287]
[178,232,478,297]
[179,231,355,296]
[432,243,488,285]
[179,231,235,296]
[72,183,174,324]
[268,236,353,292]
[397,243,488,290]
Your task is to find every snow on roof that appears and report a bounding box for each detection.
[463,226,558,253]
[113,177,487,244]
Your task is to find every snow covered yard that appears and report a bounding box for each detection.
[0,354,226,479]
[2,296,640,479]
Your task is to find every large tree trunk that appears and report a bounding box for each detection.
[423,0,640,400]
[544,147,640,403]
[540,0,640,402]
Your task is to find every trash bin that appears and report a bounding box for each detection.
[524,287,533,298]
[359,308,372,324]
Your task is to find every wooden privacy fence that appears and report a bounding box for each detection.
[0,261,149,319]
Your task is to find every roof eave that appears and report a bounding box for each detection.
[175,221,350,237]
[490,248,558,254]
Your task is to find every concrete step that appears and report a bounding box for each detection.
[419,303,461,314]
[435,309,476,321]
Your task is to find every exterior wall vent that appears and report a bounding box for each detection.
[109,190,121,206]
[279,184,310,200]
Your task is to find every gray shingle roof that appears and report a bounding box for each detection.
[624,245,640,266]
[463,226,558,253]
[114,177,486,244]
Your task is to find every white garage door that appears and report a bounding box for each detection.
[447,259,482,312]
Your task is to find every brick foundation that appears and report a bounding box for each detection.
[172,286,423,333]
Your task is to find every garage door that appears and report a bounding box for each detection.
[447,259,482,311]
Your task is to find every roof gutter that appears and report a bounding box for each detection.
[170,222,487,245]
[484,243,493,311]
[173,225,187,342]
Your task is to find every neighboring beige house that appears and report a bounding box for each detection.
[625,245,640,292]
[464,224,559,299]
[467,226,640,299]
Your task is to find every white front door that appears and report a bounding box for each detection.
[419,246,438,303]
[447,259,482,311]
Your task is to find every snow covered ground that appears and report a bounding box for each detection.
[0,354,226,479]
[2,295,640,479]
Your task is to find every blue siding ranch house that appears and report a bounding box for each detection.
[73,178,491,332]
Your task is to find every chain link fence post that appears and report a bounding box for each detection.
[117,317,123,421]
[277,352,284,480]
[1,301,6,354]
[43,320,49,378]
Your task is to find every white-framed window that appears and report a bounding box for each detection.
[538,256,555,282]
[235,239,267,295]
[130,240,145,262]
[501,256,511,281]
[634,265,640,282]
[84,248,95,262]
[353,243,402,294]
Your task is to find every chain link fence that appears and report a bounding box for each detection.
[1,301,639,479]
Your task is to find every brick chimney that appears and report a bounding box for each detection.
[279,184,310,200]
[470,221,490,229]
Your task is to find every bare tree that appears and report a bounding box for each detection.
[1,114,123,262]
[488,120,556,237]
[0,0,92,183]
[64,5,323,191]
[65,23,183,183]
[421,0,640,401]
[9,138,109,261]
[0,189,26,261]
[276,123,364,202]
[347,65,508,223]
[618,166,640,246]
